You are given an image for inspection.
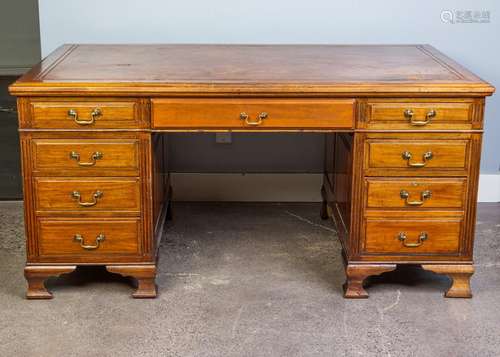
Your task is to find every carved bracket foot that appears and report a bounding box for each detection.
[422,264,474,298]
[106,265,157,298]
[24,265,77,299]
[343,264,397,298]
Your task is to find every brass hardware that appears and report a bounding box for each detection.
[71,190,103,207]
[397,232,428,248]
[69,151,103,166]
[73,233,105,250]
[240,112,249,121]
[68,108,101,125]
[404,108,436,126]
[403,109,414,120]
[401,151,433,167]
[400,189,432,206]
[240,112,267,126]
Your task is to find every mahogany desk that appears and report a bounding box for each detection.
[9,44,495,299]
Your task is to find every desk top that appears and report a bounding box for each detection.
[10,44,494,96]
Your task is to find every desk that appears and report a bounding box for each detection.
[9,44,495,299]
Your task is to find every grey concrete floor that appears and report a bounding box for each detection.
[1,201,500,357]
[0,76,23,199]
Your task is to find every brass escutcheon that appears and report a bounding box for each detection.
[397,232,428,248]
[71,190,103,207]
[69,151,103,166]
[73,233,105,250]
[401,151,433,167]
[400,189,432,206]
[68,108,102,125]
[240,112,268,126]
[404,108,436,126]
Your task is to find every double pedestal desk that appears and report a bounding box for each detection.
[9,44,494,299]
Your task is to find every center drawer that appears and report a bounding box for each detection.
[34,178,141,213]
[151,98,355,130]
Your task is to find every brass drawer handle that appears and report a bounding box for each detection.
[71,190,103,207]
[69,151,103,166]
[240,112,268,126]
[401,151,433,167]
[397,232,428,248]
[68,108,102,125]
[73,233,105,250]
[400,189,432,206]
[404,109,436,126]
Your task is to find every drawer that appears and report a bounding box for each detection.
[366,139,469,171]
[34,178,141,213]
[29,99,141,129]
[32,139,139,175]
[151,98,355,130]
[366,178,466,209]
[362,100,474,130]
[363,218,462,255]
[37,218,140,257]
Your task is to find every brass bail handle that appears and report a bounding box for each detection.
[240,112,268,126]
[68,108,102,125]
[401,151,433,168]
[69,151,103,166]
[399,189,432,206]
[73,233,105,250]
[398,232,428,248]
[71,190,103,207]
[404,109,436,126]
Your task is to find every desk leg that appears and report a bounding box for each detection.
[107,265,157,298]
[422,264,474,298]
[166,185,173,221]
[24,265,77,299]
[343,263,396,298]
[320,185,329,220]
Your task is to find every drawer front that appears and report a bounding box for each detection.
[38,219,140,257]
[30,100,140,129]
[363,218,462,255]
[152,98,355,129]
[366,178,466,209]
[32,139,139,174]
[363,101,474,130]
[34,178,141,213]
[366,139,469,171]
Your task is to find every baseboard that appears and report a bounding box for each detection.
[478,174,500,202]
[172,173,500,203]
[171,173,323,202]
[0,66,30,76]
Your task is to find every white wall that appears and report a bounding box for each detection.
[38,0,500,200]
